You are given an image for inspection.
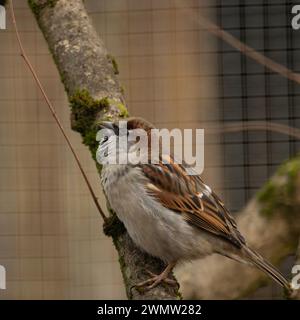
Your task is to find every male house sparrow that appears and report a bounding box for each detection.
[98,117,291,291]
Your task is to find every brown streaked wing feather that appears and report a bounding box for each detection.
[141,161,245,248]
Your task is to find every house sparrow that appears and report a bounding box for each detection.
[98,117,291,291]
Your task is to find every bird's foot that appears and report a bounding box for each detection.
[134,271,177,290]
[132,262,178,291]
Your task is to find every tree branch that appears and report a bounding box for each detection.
[27,0,180,300]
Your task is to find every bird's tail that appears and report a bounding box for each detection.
[243,246,291,292]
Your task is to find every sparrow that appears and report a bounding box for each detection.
[97,117,291,292]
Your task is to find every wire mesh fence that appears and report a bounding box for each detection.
[214,0,300,213]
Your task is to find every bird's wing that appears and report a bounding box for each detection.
[141,158,246,248]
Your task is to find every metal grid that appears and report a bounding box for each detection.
[216,0,300,213]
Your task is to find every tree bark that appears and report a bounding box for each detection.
[28,0,180,300]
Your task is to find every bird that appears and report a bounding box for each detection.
[97,117,291,292]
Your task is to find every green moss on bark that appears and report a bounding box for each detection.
[107,54,119,75]
[70,89,108,159]
[257,156,300,218]
[106,98,129,118]
[278,157,300,194]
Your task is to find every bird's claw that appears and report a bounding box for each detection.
[131,269,178,292]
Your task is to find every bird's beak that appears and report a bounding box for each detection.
[99,121,115,131]
[100,121,120,133]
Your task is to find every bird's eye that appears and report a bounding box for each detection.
[102,136,108,143]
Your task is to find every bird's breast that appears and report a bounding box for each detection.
[101,165,213,262]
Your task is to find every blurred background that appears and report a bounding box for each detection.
[0,0,298,299]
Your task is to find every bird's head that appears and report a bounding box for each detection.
[96,117,155,165]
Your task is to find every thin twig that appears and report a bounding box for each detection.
[206,121,300,140]
[198,17,300,84]
[8,0,107,222]
[180,2,300,85]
